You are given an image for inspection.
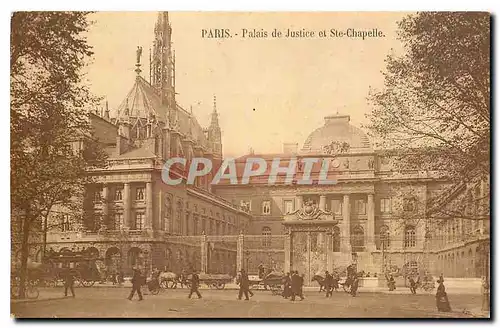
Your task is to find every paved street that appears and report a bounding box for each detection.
[11,286,486,318]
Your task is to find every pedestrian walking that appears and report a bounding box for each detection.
[332,273,339,291]
[237,269,251,300]
[387,274,396,291]
[282,272,292,299]
[127,268,144,301]
[350,276,359,297]
[63,268,75,298]
[324,271,333,297]
[435,278,451,312]
[408,276,417,294]
[188,271,202,299]
[291,272,305,301]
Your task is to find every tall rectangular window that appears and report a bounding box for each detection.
[136,187,145,201]
[135,212,144,230]
[114,188,123,201]
[262,200,271,215]
[94,188,103,202]
[283,200,294,214]
[380,198,391,213]
[114,213,123,230]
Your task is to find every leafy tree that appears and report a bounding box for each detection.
[366,12,490,219]
[11,12,106,298]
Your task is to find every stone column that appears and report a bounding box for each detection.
[319,195,327,211]
[123,183,131,229]
[306,232,311,285]
[296,195,303,210]
[201,233,208,273]
[366,194,376,251]
[145,182,153,230]
[326,231,333,272]
[102,185,109,228]
[236,233,244,273]
[341,195,351,253]
[284,231,291,273]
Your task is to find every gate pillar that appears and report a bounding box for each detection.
[284,230,291,273]
[326,231,333,272]
[236,232,244,273]
[200,233,208,273]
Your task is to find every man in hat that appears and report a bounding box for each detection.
[188,270,202,299]
[291,271,305,301]
[63,268,75,298]
[324,271,333,297]
[128,268,144,301]
[350,275,359,297]
[282,272,292,299]
[238,269,251,300]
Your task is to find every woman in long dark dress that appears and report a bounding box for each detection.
[435,279,451,312]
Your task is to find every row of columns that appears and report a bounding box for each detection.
[101,182,153,230]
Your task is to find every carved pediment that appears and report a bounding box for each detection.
[284,200,333,221]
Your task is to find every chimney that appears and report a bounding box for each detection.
[116,135,128,156]
[283,142,298,155]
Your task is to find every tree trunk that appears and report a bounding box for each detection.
[17,218,31,299]
[42,215,47,260]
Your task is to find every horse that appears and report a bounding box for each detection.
[312,275,326,292]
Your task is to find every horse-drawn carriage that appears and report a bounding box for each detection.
[261,272,285,295]
[41,249,101,287]
[159,271,233,290]
[244,272,284,295]
[312,265,359,293]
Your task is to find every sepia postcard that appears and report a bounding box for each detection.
[10,11,490,319]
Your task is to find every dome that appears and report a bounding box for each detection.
[301,114,371,154]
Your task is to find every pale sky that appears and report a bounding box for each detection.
[84,12,408,157]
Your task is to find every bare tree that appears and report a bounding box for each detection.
[366,12,490,213]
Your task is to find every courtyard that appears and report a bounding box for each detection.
[11,286,487,319]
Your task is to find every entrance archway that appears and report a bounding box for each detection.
[105,247,122,273]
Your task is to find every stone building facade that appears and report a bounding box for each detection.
[13,12,489,283]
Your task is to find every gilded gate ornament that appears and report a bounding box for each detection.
[285,200,333,221]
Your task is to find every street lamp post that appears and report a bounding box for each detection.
[245,250,250,272]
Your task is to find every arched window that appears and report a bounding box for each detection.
[379,225,390,249]
[262,226,271,247]
[404,225,416,248]
[332,226,341,252]
[351,225,364,252]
